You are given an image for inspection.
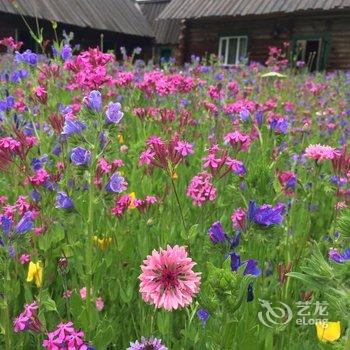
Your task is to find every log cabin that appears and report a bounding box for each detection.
[158,0,350,70]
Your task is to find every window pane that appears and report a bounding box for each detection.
[239,37,247,62]
[227,38,238,64]
[220,39,227,63]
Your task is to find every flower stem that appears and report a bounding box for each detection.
[170,177,186,231]
[85,165,95,338]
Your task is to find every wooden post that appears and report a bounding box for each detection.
[175,19,187,65]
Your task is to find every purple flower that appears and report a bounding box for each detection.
[105,172,127,193]
[240,108,250,121]
[62,119,86,136]
[230,253,261,277]
[127,337,168,350]
[31,189,41,202]
[61,44,72,61]
[248,201,285,226]
[329,247,350,263]
[1,215,12,235]
[106,102,123,124]
[70,147,91,166]
[230,252,241,272]
[55,192,74,210]
[247,282,254,302]
[243,259,261,277]
[85,90,102,112]
[197,308,209,327]
[15,50,38,65]
[15,212,33,234]
[208,221,226,243]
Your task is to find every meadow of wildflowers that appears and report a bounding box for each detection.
[0,36,350,350]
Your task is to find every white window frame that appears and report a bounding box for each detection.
[218,35,248,66]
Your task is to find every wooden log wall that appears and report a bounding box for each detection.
[182,11,350,70]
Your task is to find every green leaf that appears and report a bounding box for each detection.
[93,325,114,349]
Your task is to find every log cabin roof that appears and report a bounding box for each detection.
[0,0,154,37]
[137,0,180,44]
[158,0,350,20]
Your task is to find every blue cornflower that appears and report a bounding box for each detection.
[248,200,285,226]
[15,212,34,234]
[105,172,127,193]
[55,192,74,210]
[208,221,226,243]
[70,147,91,166]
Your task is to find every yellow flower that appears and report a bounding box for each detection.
[316,321,341,342]
[117,133,124,144]
[128,192,137,209]
[93,236,112,250]
[171,172,178,180]
[27,261,43,288]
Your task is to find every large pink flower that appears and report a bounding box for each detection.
[305,144,340,161]
[139,245,201,311]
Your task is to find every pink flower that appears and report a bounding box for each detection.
[175,141,194,157]
[95,297,104,311]
[33,86,47,104]
[187,172,217,206]
[63,290,72,298]
[27,168,49,186]
[79,287,87,299]
[97,158,111,173]
[305,144,340,161]
[20,253,30,265]
[139,245,201,311]
[224,130,251,152]
[139,149,155,166]
[231,208,246,231]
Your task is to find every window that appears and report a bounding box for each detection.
[295,39,323,72]
[218,36,248,65]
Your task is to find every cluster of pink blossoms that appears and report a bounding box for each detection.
[186,171,216,206]
[137,71,196,97]
[139,135,193,175]
[0,36,23,51]
[202,144,246,178]
[64,48,114,90]
[224,129,251,152]
[13,302,41,333]
[42,322,87,350]
[111,194,157,218]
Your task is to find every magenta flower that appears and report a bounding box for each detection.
[139,245,201,311]
[187,172,217,206]
[13,302,41,333]
[175,141,194,157]
[224,130,251,152]
[231,208,246,231]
